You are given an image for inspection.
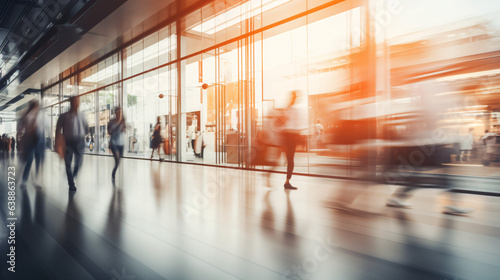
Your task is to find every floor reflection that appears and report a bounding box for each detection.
[0,152,499,279]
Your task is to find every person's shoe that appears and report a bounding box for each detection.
[443,205,473,216]
[69,185,77,192]
[386,198,412,208]
[284,182,297,190]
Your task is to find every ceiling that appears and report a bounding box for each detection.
[0,0,175,111]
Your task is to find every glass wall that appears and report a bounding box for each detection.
[40,0,369,178]
[80,93,96,153]
[98,85,119,155]
[372,0,500,176]
[42,0,500,179]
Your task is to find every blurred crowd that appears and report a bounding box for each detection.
[7,81,493,216]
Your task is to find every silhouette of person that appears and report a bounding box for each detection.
[56,96,89,191]
[279,90,305,190]
[108,107,126,182]
[150,117,163,160]
[17,100,45,187]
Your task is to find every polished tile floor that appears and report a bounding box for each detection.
[1,152,500,280]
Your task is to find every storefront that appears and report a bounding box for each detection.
[40,0,500,177]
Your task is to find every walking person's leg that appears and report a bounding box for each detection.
[72,140,85,178]
[34,139,44,176]
[386,185,416,208]
[65,142,76,190]
[150,147,155,159]
[111,144,119,179]
[111,145,123,179]
[284,133,297,189]
[21,147,35,186]
[441,167,473,215]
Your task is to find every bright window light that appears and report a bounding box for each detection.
[83,35,176,83]
[191,0,292,35]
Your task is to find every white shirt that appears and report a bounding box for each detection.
[460,133,473,150]
[282,104,307,133]
[59,111,88,142]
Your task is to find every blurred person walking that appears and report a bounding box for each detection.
[385,169,473,215]
[187,118,197,155]
[17,100,45,187]
[385,81,473,215]
[55,96,88,191]
[1,134,11,160]
[280,90,306,190]
[459,128,474,162]
[10,137,15,158]
[150,117,163,160]
[108,107,126,183]
[314,119,323,149]
[481,130,492,147]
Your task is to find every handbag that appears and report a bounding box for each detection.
[55,133,65,159]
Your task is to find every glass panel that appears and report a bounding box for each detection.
[80,93,96,153]
[305,5,364,177]
[159,65,177,161]
[144,70,163,160]
[262,17,309,174]
[181,9,202,57]
[98,85,119,155]
[43,85,59,107]
[123,75,146,157]
[159,23,177,65]
[144,32,159,70]
[79,64,99,95]
[42,108,52,151]
[62,76,77,100]
[180,55,202,162]
[124,40,145,78]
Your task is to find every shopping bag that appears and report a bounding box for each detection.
[55,133,65,159]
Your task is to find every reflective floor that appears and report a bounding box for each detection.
[1,152,500,280]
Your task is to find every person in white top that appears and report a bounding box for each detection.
[56,96,89,191]
[108,107,126,182]
[280,90,306,190]
[460,128,474,162]
[187,119,197,154]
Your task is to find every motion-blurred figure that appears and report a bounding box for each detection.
[459,128,474,162]
[108,107,126,183]
[150,116,162,160]
[56,96,88,191]
[194,131,206,159]
[17,100,45,187]
[10,137,15,158]
[187,117,197,155]
[385,81,473,215]
[314,119,323,149]
[280,90,305,190]
[1,134,11,160]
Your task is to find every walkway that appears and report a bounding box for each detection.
[0,152,499,279]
